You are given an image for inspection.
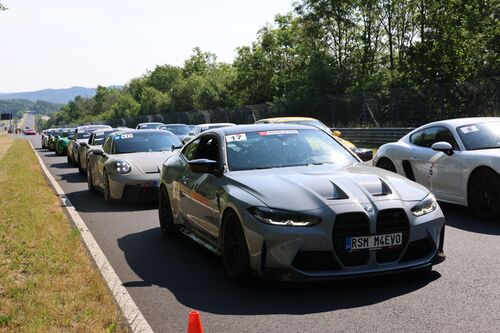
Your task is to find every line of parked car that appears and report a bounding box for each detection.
[38,116,499,282]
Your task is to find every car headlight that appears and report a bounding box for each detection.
[411,193,438,217]
[114,160,131,174]
[248,207,321,226]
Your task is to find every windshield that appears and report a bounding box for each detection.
[456,121,500,150]
[94,130,119,145]
[77,131,91,139]
[226,129,357,171]
[113,132,182,154]
[162,125,190,135]
[138,123,162,129]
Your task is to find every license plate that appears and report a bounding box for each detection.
[345,233,402,252]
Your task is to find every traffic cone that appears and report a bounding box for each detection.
[187,310,204,333]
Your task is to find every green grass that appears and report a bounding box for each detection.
[0,139,126,332]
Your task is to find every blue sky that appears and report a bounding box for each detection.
[0,0,294,92]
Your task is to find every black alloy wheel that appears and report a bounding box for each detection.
[376,158,397,173]
[103,169,111,203]
[158,186,178,237]
[222,212,251,282]
[468,169,500,220]
[87,160,95,193]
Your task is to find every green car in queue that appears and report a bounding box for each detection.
[55,128,75,156]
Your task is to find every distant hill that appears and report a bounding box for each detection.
[0,86,97,104]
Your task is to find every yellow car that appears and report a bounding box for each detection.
[255,117,372,161]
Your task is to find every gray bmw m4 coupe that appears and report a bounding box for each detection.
[158,124,446,282]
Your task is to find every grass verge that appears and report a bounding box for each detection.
[0,139,126,332]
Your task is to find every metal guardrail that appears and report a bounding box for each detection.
[333,127,415,147]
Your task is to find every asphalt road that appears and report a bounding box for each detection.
[25,134,500,332]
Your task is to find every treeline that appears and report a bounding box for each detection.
[47,0,498,128]
[0,99,62,118]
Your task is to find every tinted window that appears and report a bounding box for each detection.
[411,127,458,149]
[457,121,500,150]
[226,129,357,171]
[182,139,200,161]
[195,136,219,162]
[410,130,425,146]
[112,132,181,154]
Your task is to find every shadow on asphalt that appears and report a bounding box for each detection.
[118,228,441,315]
[50,162,75,169]
[440,203,500,236]
[64,190,158,213]
[57,172,87,183]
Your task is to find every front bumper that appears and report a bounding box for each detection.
[108,172,160,201]
[240,200,445,281]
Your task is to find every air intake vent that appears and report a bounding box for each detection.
[362,178,392,197]
[376,209,409,263]
[333,213,370,266]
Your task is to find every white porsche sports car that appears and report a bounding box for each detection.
[373,117,500,219]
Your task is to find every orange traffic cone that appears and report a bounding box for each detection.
[187,310,204,333]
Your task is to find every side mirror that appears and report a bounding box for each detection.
[333,130,342,137]
[431,141,454,156]
[81,142,88,147]
[355,148,373,162]
[93,148,104,156]
[188,159,218,174]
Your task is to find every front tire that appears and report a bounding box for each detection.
[468,169,500,220]
[87,160,95,193]
[158,186,178,237]
[78,153,85,174]
[103,169,112,203]
[222,212,251,282]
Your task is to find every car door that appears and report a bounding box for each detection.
[95,137,112,189]
[179,135,222,240]
[410,126,464,200]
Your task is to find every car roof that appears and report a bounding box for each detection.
[162,123,188,126]
[257,116,317,123]
[210,123,317,136]
[110,128,165,136]
[77,124,112,130]
[195,123,235,127]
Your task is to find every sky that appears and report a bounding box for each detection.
[0,0,294,93]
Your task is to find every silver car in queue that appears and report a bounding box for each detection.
[87,129,182,202]
[79,128,123,174]
[158,124,446,282]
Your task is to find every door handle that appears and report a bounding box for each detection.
[181,176,190,185]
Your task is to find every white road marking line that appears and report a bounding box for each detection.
[28,140,154,333]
